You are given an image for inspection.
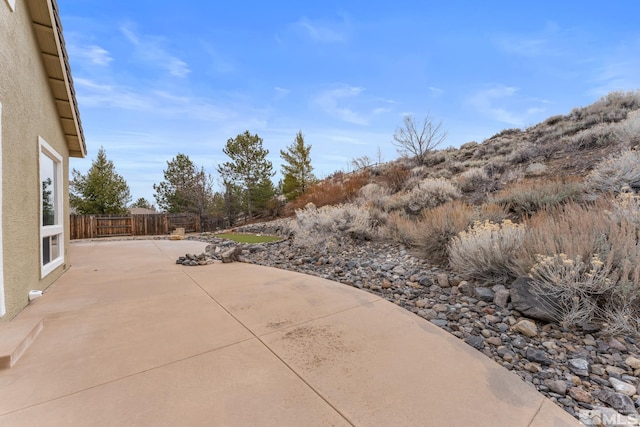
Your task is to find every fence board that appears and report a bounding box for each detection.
[167,214,199,233]
[95,215,132,237]
[70,213,222,240]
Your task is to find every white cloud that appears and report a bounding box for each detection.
[69,44,112,66]
[274,86,290,100]
[312,85,394,126]
[588,39,640,96]
[373,107,392,115]
[314,85,369,125]
[75,77,152,110]
[294,16,349,43]
[75,77,240,122]
[200,42,235,74]
[468,85,547,126]
[120,25,190,78]
[493,22,567,57]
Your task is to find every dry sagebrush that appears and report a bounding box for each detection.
[413,202,478,266]
[387,178,461,214]
[384,211,419,247]
[292,203,375,252]
[518,201,640,335]
[448,220,525,284]
[456,167,491,193]
[490,178,585,217]
[587,149,640,194]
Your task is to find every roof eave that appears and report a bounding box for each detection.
[26,0,87,158]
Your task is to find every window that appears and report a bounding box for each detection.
[4,0,16,12]
[0,101,4,317]
[40,138,64,277]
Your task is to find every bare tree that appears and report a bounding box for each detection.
[350,155,373,171]
[392,114,447,165]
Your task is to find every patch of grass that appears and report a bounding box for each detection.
[216,233,281,243]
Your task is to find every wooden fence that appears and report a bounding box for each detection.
[70,213,227,240]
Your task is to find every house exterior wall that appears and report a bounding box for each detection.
[0,1,71,319]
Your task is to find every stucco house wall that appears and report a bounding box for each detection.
[0,0,86,319]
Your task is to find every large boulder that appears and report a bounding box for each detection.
[509,277,560,323]
[222,245,243,263]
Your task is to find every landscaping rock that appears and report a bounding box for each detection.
[222,246,243,263]
[545,379,568,396]
[513,319,538,337]
[493,288,510,307]
[625,356,640,370]
[596,389,638,415]
[609,377,636,397]
[569,387,593,404]
[465,335,485,350]
[474,287,494,303]
[457,281,473,296]
[526,348,553,365]
[568,358,590,377]
[509,277,559,323]
[436,273,450,288]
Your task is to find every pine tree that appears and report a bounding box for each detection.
[280,130,315,200]
[218,131,274,220]
[130,197,155,210]
[153,154,213,216]
[70,147,131,214]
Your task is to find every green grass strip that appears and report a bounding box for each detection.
[215,233,281,244]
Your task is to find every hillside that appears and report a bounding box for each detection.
[288,90,640,211]
[210,91,623,322]
[277,91,640,333]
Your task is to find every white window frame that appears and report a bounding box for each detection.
[39,137,64,278]
[4,0,16,12]
[0,102,4,317]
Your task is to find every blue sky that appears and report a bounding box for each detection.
[61,0,640,204]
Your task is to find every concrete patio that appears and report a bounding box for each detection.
[0,239,580,426]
